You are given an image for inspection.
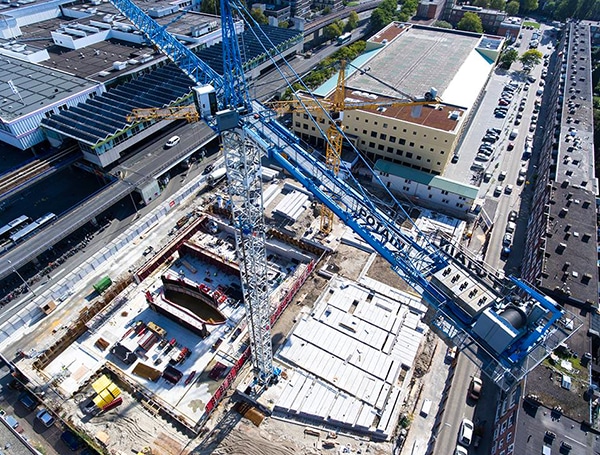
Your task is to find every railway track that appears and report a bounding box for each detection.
[0,145,79,200]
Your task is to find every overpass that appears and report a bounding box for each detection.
[0,122,216,280]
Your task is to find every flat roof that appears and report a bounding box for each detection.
[374,159,479,200]
[273,276,425,438]
[347,24,491,109]
[0,56,97,122]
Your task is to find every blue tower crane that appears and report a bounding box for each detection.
[109,0,579,391]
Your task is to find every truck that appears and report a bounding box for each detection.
[93,276,112,294]
[207,167,227,186]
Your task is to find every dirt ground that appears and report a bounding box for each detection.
[365,255,416,295]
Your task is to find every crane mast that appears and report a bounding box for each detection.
[109,0,274,384]
[111,0,577,391]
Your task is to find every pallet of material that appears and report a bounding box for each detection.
[132,362,162,382]
[95,337,110,351]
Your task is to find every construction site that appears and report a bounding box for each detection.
[1,162,466,454]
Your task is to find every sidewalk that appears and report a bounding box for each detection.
[400,337,452,455]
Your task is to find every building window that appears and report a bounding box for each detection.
[374,121,378,125]
[406,152,413,158]
[427,186,431,190]
[361,140,365,145]
[403,185,410,191]
[378,144,384,150]
[409,142,415,147]
[371,131,377,137]
[413,131,417,135]
[404,179,410,183]
[303,124,308,129]
[399,138,406,145]
[428,194,432,198]
[387,146,394,153]
[500,421,507,434]
[369,142,375,148]
[430,147,434,151]
[354,128,358,132]
[441,190,449,195]
[303,113,309,120]
[508,412,515,426]
[396,150,403,156]
[417,155,422,160]
[390,136,396,143]
[427,159,431,162]
[393,126,397,130]
[440,150,445,154]
[507,444,514,454]
[295,122,300,127]
[403,129,407,132]
[507,432,512,442]
[383,123,388,128]
[365,119,369,123]
[380,133,387,140]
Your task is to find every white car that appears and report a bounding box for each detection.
[458,418,474,446]
[165,135,181,147]
[455,446,468,455]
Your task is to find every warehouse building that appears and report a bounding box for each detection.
[292,22,503,176]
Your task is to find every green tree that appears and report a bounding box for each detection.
[490,0,505,10]
[500,48,519,67]
[520,49,543,69]
[432,20,453,28]
[324,22,343,40]
[457,12,483,33]
[554,0,578,19]
[250,8,268,25]
[473,0,490,7]
[200,0,218,14]
[279,20,289,28]
[322,6,332,14]
[506,0,520,14]
[521,0,539,11]
[345,11,359,31]
[370,8,393,31]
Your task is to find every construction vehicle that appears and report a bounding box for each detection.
[110,0,577,391]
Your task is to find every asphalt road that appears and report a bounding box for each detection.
[0,121,216,280]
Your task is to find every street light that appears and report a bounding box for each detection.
[7,260,35,296]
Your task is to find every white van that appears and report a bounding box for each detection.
[165,135,181,147]
[420,399,432,417]
[506,221,516,233]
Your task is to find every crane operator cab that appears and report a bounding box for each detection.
[193,85,218,118]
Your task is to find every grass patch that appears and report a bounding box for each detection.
[346,1,359,5]
[523,21,540,29]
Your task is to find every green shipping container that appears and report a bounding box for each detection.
[93,276,112,294]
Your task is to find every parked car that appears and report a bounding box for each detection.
[458,418,474,446]
[468,377,483,400]
[507,141,514,150]
[494,186,502,197]
[517,175,525,185]
[18,391,38,411]
[508,210,518,222]
[503,233,513,246]
[455,446,468,455]
[36,409,55,428]
[505,184,513,194]
[498,171,507,181]
[475,153,489,162]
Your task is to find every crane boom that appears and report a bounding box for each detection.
[111,0,576,391]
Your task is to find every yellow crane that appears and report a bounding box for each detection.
[267,60,442,234]
[125,62,441,235]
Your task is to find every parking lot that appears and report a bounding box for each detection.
[445,23,556,270]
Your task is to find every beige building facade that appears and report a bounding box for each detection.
[292,23,503,176]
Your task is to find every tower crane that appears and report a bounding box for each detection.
[110,0,577,392]
[267,59,442,234]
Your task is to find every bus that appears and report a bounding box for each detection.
[0,215,31,241]
[337,32,351,45]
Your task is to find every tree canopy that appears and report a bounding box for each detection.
[521,0,539,11]
[250,8,268,25]
[345,11,359,32]
[489,0,505,10]
[369,0,419,31]
[505,1,520,14]
[500,48,519,68]
[520,49,543,69]
[432,20,453,29]
[457,12,483,33]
